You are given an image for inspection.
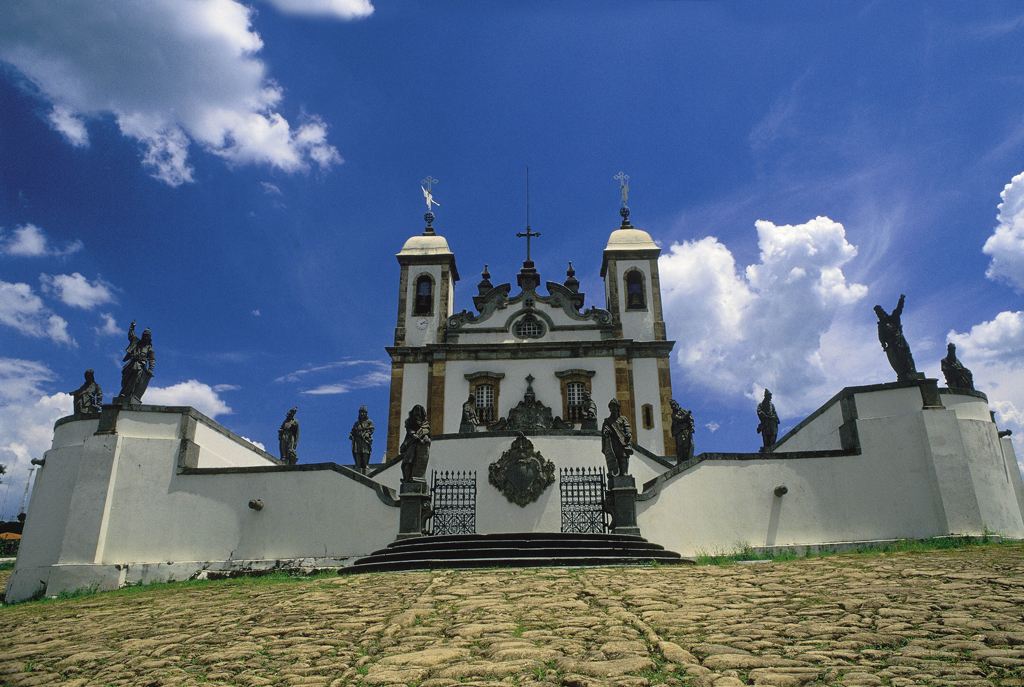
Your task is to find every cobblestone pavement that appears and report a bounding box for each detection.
[3,545,1024,687]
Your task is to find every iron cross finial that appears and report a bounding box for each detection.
[615,172,629,206]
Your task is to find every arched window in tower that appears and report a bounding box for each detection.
[625,270,646,310]
[414,275,433,315]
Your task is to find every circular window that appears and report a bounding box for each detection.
[514,315,544,339]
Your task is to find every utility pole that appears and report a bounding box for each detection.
[18,468,35,520]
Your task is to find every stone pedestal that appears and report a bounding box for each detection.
[397,481,431,540]
[580,418,598,431]
[608,474,640,536]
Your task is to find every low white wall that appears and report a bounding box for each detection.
[5,408,399,603]
[774,401,843,452]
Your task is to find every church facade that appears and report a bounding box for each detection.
[386,210,675,458]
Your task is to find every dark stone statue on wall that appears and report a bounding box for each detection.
[400,404,431,483]
[460,394,479,434]
[349,405,374,472]
[670,399,694,463]
[875,294,919,382]
[756,389,780,453]
[602,399,633,476]
[70,369,102,415]
[941,343,975,390]
[115,320,155,405]
[278,407,299,465]
[581,389,598,430]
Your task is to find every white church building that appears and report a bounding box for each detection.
[6,198,1024,603]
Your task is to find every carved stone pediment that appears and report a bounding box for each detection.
[487,375,573,431]
[488,433,556,507]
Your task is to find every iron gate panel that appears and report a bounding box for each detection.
[560,467,608,534]
[430,470,476,535]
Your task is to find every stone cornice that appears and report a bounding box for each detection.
[386,339,675,364]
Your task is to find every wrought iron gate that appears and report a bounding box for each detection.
[560,467,608,534]
[430,470,477,535]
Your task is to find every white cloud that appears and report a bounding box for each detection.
[660,216,869,418]
[251,309,261,316]
[983,171,1024,291]
[948,311,1024,441]
[705,422,720,433]
[48,106,89,147]
[276,359,388,383]
[260,0,373,19]
[0,0,346,187]
[260,182,282,195]
[0,280,75,346]
[302,370,391,395]
[145,380,232,418]
[95,312,120,337]
[0,224,82,257]
[213,384,241,392]
[0,359,72,519]
[40,272,116,309]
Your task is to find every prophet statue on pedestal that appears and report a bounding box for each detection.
[349,405,374,473]
[279,407,299,465]
[116,320,154,405]
[602,399,633,476]
[70,369,102,415]
[941,343,975,390]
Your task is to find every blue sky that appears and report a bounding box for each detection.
[2,1,1024,517]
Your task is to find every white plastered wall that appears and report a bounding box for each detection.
[400,362,430,429]
[5,411,398,603]
[774,401,844,452]
[613,258,657,342]
[404,264,445,347]
[630,356,665,455]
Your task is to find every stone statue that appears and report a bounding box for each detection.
[349,405,374,472]
[941,343,975,390]
[875,295,919,381]
[278,407,299,465]
[400,404,431,483]
[601,399,633,476]
[459,394,479,434]
[581,389,598,430]
[670,399,694,463]
[756,389,780,452]
[115,320,155,405]
[70,369,102,415]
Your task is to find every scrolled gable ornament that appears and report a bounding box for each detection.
[488,432,556,507]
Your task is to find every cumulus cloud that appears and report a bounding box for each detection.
[948,311,1024,440]
[95,312,120,337]
[660,216,869,417]
[145,380,232,418]
[0,359,72,518]
[0,0,348,186]
[984,171,1024,291]
[40,272,116,309]
[0,280,74,346]
[0,224,83,257]
[240,436,265,451]
[260,0,373,19]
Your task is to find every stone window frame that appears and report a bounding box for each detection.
[623,268,647,311]
[413,273,436,316]
[513,312,546,339]
[641,403,655,430]
[555,369,596,425]
[465,371,505,425]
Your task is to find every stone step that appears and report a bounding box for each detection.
[346,533,690,574]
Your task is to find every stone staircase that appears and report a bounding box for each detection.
[344,532,690,573]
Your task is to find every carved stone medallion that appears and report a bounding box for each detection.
[488,433,556,507]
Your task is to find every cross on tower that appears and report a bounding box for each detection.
[516,224,540,263]
[615,172,629,206]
